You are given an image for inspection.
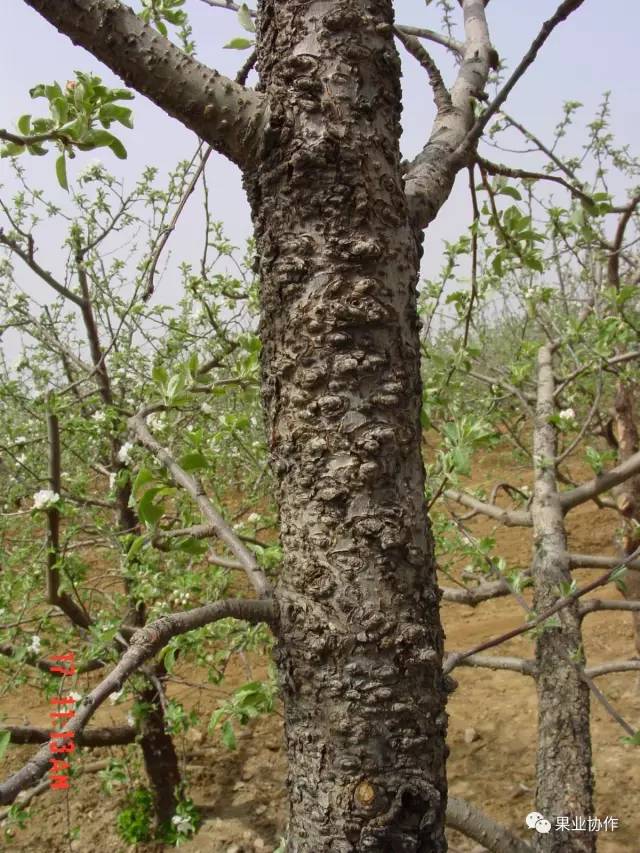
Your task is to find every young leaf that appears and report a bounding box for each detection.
[0,730,10,761]
[237,4,256,33]
[224,37,254,50]
[55,153,68,190]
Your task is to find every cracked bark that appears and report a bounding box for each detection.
[531,345,594,853]
[244,2,448,850]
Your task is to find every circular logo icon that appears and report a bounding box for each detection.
[526,812,544,829]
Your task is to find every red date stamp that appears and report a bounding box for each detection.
[48,652,77,791]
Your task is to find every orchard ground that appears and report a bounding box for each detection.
[2,443,639,852]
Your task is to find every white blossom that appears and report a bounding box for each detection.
[33,489,60,510]
[171,815,193,834]
[92,410,107,423]
[147,413,164,431]
[247,512,260,524]
[558,408,576,422]
[28,635,41,654]
[117,442,134,464]
[78,158,105,182]
[13,436,27,446]
[68,691,82,703]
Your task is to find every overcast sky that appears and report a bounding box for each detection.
[1,0,639,313]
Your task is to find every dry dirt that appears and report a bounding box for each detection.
[2,447,640,852]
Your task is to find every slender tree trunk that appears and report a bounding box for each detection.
[611,381,640,655]
[244,2,449,850]
[531,345,594,853]
[138,672,182,833]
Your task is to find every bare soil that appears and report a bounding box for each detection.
[2,447,639,852]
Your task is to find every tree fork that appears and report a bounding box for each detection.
[245,2,448,850]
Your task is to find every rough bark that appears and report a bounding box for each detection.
[244,2,449,850]
[531,345,594,853]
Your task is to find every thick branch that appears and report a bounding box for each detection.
[404,0,494,228]
[560,449,640,513]
[0,597,274,805]
[584,660,640,678]
[6,725,136,746]
[22,0,265,168]
[569,553,640,572]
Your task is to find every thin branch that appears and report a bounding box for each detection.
[129,413,271,597]
[477,155,593,206]
[394,28,452,113]
[0,230,85,308]
[444,546,640,674]
[443,488,532,527]
[445,652,535,676]
[446,796,533,853]
[441,578,511,606]
[607,193,640,289]
[462,0,587,148]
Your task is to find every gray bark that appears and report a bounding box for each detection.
[531,345,594,853]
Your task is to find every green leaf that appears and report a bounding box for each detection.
[17,114,31,135]
[176,537,208,556]
[133,466,155,498]
[0,730,10,761]
[98,104,134,129]
[29,83,47,99]
[220,720,237,750]
[224,37,254,50]
[127,535,148,558]
[138,487,165,526]
[81,129,128,159]
[55,153,68,190]
[1,142,26,158]
[152,364,168,385]
[237,3,256,32]
[498,185,522,200]
[179,451,207,472]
